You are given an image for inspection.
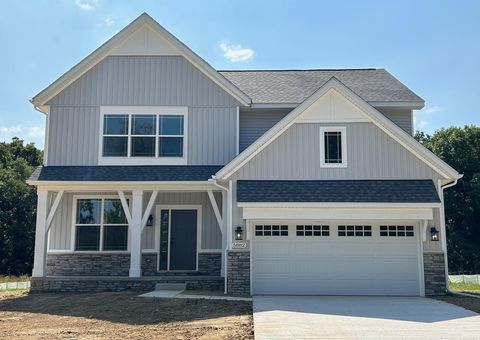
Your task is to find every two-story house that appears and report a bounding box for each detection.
[28,13,461,296]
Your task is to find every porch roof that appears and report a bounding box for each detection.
[237,179,441,203]
[29,165,223,182]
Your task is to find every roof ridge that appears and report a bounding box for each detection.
[218,68,380,72]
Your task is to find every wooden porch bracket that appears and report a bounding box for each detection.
[207,190,223,233]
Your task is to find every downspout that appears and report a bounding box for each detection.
[211,176,231,295]
[439,178,460,294]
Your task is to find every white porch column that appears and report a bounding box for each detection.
[221,190,227,276]
[32,188,49,277]
[129,189,143,277]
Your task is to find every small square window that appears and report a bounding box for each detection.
[339,231,346,237]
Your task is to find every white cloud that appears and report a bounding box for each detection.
[75,0,98,11]
[425,106,444,114]
[28,126,45,139]
[418,120,429,129]
[0,125,22,134]
[219,42,255,62]
[0,124,45,147]
[104,17,114,26]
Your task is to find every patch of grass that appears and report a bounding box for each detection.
[449,282,480,294]
[0,275,30,284]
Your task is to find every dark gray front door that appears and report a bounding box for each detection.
[169,209,197,270]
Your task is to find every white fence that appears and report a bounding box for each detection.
[449,275,480,285]
[0,281,31,290]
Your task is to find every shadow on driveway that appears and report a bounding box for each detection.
[253,295,477,323]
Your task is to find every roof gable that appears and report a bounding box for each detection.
[297,88,369,123]
[31,13,251,107]
[215,77,461,180]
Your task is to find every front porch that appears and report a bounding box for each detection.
[28,166,232,292]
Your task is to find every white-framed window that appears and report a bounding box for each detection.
[255,225,288,237]
[99,106,188,165]
[320,126,347,168]
[338,225,372,237]
[380,225,415,237]
[296,225,330,236]
[73,196,129,252]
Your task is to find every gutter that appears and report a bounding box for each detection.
[210,176,231,295]
[440,177,461,294]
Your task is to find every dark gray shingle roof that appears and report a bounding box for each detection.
[29,165,223,182]
[219,69,423,104]
[237,180,440,203]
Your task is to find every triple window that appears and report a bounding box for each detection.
[102,112,185,158]
[74,197,129,251]
[320,126,347,167]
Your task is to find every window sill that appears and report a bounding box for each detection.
[320,163,348,168]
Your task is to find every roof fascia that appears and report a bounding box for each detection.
[216,77,460,180]
[250,101,425,110]
[237,202,441,208]
[31,13,251,106]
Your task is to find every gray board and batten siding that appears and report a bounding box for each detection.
[48,191,223,251]
[230,121,444,251]
[46,56,240,166]
[238,107,413,152]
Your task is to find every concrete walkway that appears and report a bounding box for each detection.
[253,296,480,339]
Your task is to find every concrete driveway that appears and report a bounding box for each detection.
[253,296,480,339]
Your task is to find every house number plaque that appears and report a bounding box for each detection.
[232,241,247,249]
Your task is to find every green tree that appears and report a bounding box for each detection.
[0,137,42,275]
[415,126,480,273]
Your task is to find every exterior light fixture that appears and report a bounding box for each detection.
[235,226,243,240]
[146,214,154,227]
[430,227,439,241]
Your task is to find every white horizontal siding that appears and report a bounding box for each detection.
[239,109,290,151]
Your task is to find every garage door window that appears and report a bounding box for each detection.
[338,225,372,237]
[255,225,288,236]
[296,225,329,236]
[380,225,414,237]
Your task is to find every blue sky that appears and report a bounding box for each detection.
[1,0,479,148]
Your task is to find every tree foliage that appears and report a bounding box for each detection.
[0,138,42,275]
[415,126,480,273]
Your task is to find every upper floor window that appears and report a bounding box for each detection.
[320,126,347,168]
[99,107,187,165]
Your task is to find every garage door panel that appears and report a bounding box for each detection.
[252,222,421,296]
[292,242,332,256]
[254,258,290,275]
[293,259,333,275]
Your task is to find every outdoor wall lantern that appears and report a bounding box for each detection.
[235,226,243,240]
[430,227,440,241]
[146,214,154,227]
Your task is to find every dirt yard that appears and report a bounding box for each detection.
[435,295,480,314]
[0,291,253,339]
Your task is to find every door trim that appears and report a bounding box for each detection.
[155,205,202,272]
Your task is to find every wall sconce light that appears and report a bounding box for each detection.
[235,226,243,240]
[430,227,439,241]
[146,214,154,227]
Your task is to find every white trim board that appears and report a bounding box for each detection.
[238,202,441,208]
[31,13,251,107]
[242,207,434,220]
[215,77,461,181]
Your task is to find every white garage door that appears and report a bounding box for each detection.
[252,222,422,296]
